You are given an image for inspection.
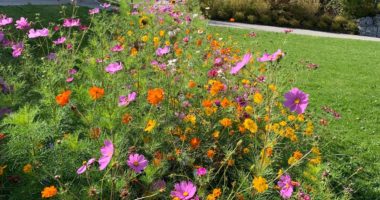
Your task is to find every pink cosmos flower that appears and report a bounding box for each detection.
[99,140,114,171]
[277,174,299,199]
[66,77,74,83]
[127,153,148,173]
[12,43,24,58]
[0,16,13,26]
[101,3,111,8]
[257,49,284,62]
[196,167,207,177]
[170,181,197,200]
[15,17,30,30]
[283,88,309,114]
[63,18,80,27]
[80,25,89,31]
[214,57,223,67]
[183,37,189,43]
[89,8,100,15]
[28,28,49,38]
[118,92,137,106]
[111,44,124,52]
[230,53,252,75]
[53,37,66,45]
[105,62,123,74]
[156,46,170,57]
[284,29,293,34]
[76,158,96,174]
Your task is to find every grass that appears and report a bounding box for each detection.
[207,26,380,199]
[1,5,379,199]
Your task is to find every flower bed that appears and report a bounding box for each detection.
[0,1,327,199]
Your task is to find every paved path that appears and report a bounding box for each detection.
[209,20,380,42]
[0,0,99,7]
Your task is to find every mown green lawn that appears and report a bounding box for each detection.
[1,5,379,199]
[207,26,380,199]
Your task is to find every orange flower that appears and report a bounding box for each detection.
[219,118,232,128]
[229,18,235,22]
[220,98,231,108]
[202,99,213,108]
[147,88,164,105]
[188,80,196,88]
[293,150,303,160]
[41,186,58,198]
[207,149,215,158]
[89,86,104,100]
[131,47,138,56]
[55,90,71,106]
[210,80,225,96]
[122,113,132,124]
[190,137,200,149]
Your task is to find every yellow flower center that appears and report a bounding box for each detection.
[294,98,300,104]
[183,192,189,197]
[133,161,139,167]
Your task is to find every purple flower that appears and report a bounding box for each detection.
[111,44,124,52]
[66,77,74,83]
[283,88,309,114]
[127,153,148,173]
[196,167,207,177]
[68,68,78,75]
[53,36,66,45]
[0,108,12,118]
[11,42,24,58]
[15,17,30,30]
[63,18,80,27]
[105,62,123,74]
[257,49,284,62]
[214,57,223,67]
[230,53,252,75]
[98,140,114,171]
[101,3,111,8]
[170,181,197,200]
[118,92,137,106]
[28,28,49,38]
[76,158,96,174]
[0,16,13,26]
[47,53,57,60]
[298,191,311,200]
[277,174,299,199]
[0,31,4,42]
[156,46,170,56]
[89,8,100,15]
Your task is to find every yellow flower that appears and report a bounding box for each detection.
[184,114,196,125]
[144,120,156,132]
[141,35,149,42]
[288,115,296,121]
[252,176,268,193]
[0,165,7,176]
[245,106,254,114]
[241,79,250,85]
[139,16,149,28]
[219,118,232,128]
[23,163,32,174]
[165,40,171,46]
[268,84,277,92]
[279,121,287,126]
[212,131,220,139]
[212,188,222,197]
[159,30,165,37]
[253,92,263,104]
[243,118,258,133]
[127,30,133,36]
[206,194,216,200]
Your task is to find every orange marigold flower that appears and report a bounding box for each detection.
[220,98,231,108]
[229,18,235,22]
[213,188,222,197]
[202,99,213,108]
[190,137,200,149]
[41,186,58,198]
[23,163,32,174]
[219,118,232,128]
[131,47,138,56]
[209,80,225,96]
[207,149,215,158]
[122,113,132,124]
[147,88,164,105]
[252,176,268,193]
[188,80,196,88]
[293,150,303,160]
[55,90,71,106]
[89,86,104,100]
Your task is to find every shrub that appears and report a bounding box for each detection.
[276,16,289,26]
[343,0,377,18]
[251,0,271,15]
[289,18,301,27]
[260,14,272,24]
[332,15,348,31]
[247,14,258,23]
[234,11,246,22]
[289,0,321,20]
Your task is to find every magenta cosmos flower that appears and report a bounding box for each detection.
[127,153,148,173]
[277,174,299,199]
[15,17,30,30]
[111,44,124,52]
[171,181,197,200]
[28,28,49,38]
[283,88,309,114]
[63,18,80,27]
[105,62,123,74]
[99,140,114,171]
[0,15,13,26]
[156,46,170,57]
[196,167,207,177]
[77,158,96,174]
[12,42,24,58]
[230,53,252,75]
[118,92,137,107]
[257,49,284,62]
[89,8,100,15]
[53,37,66,45]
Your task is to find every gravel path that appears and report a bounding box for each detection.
[209,20,380,42]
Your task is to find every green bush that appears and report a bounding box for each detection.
[332,15,348,31]
[343,0,377,18]
[234,11,246,22]
[247,14,258,23]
